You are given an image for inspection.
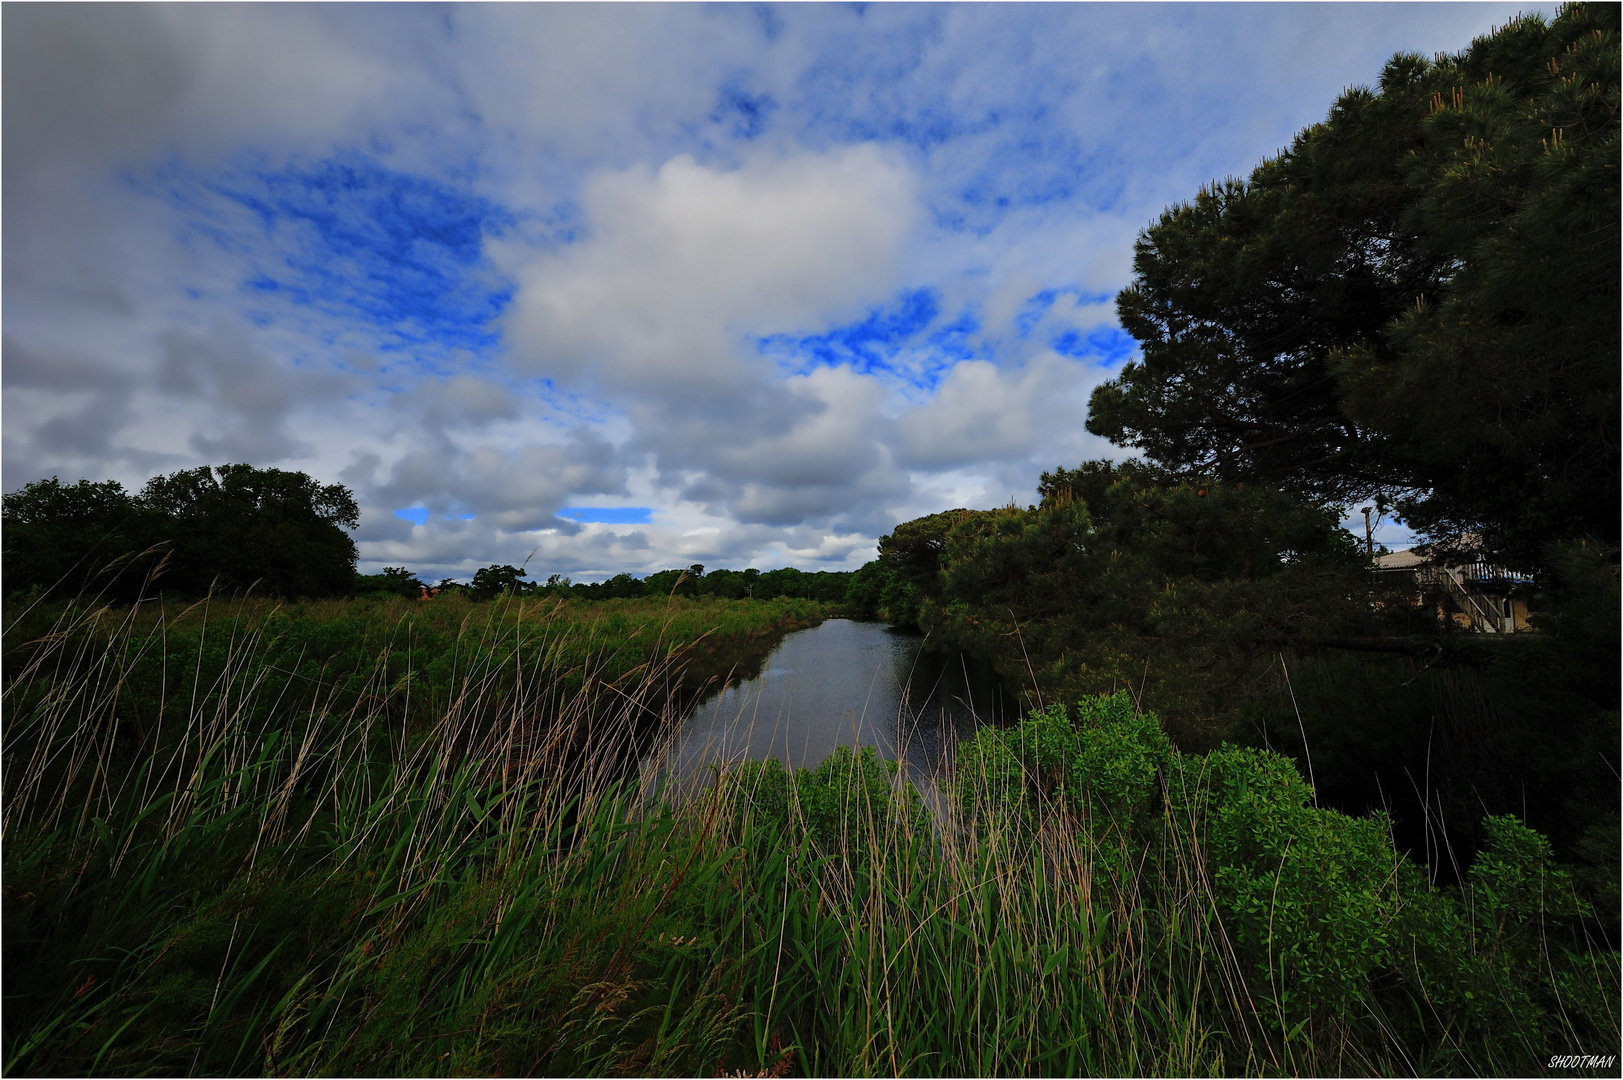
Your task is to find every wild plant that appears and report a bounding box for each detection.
[3,589,1616,1076]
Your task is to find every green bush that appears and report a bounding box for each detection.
[957,693,1172,839]
[957,690,1619,1053]
[1168,745,1409,1022]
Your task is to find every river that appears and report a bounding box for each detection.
[652,618,1019,791]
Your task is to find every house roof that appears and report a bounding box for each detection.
[1374,549,1427,570]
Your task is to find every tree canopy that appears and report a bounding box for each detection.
[1088,3,1619,569]
[856,463,1370,744]
[3,465,359,600]
[138,464,360,598]
[354,566,429,599]
[469,564,531,601]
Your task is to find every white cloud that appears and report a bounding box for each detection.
[897,355,1102,471]
[505,147,918,393]
[498,148,922,534]
[2,2,1544,582]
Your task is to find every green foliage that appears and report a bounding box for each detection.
[1336,5,1620,564]
[958,692,1619,1058]
[2,465,360,601]
[590,572,649,598]
[353,565,426,598]
[873,509,986,627]
[877,576,922,628]
[1469,815,1591,934]
[958,693,1172,836]
[1224,541,1619,912]
[3,584,1616,1080]
[136,463,360,598]
[469,562,529,600]
[1237,639,1620,903]
[540,565,854,604]
[1089,3,1620,569]
[842,560,887,617]
[1168,746,1409,1020]
[749,566,852,602]
[0,477,163,602]
[899,462,1366,743]
[643,566,701,597]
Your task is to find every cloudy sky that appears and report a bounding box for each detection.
[4,3,1540,581]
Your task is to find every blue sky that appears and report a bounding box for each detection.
[4,3,1542,578]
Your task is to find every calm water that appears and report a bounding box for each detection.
[655,619,1018,787]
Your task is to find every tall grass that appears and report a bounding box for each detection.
[3,591,1617,1076]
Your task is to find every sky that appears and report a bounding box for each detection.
[3,2,1544,581]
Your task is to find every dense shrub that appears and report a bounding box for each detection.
[955,691,1617,1050]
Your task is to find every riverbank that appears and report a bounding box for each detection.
[4,595,1616,1076]
[2,591,829,1073]
[2,591,830,739]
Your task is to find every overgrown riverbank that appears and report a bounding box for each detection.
[1,591,829,748]
[4,593,1616,1076]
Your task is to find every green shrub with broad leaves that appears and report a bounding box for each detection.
[955,690,1617,1059]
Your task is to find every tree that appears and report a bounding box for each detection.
[469,564,528,601]
[699,568,751,599]
[644,568,700,597]
[1335,6,1620,564]
[755,567,812,601]
[1088,4,1619,569]
[843,561,888,617]
[906,462,1368,744]
[600,573,647,598]
[873,509,993,627]
[0,478,163,600]
[137,464,359,597]
[354,566,426,598]
[3,465,359,600]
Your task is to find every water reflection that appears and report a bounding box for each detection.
[657,619,1019,789]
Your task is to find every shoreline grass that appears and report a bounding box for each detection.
[3,594,1616,1076]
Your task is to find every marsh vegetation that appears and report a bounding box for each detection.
[3,590,1615,1076]
[4,6,1618,1076]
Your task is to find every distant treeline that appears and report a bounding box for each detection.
[359,563,857,604]
[1,467,865,607]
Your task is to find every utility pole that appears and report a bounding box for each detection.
[1360,506,1374,557]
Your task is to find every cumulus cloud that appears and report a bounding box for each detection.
[505,147,918,392]
[369,429,625,530]
[388,375,523,434]
[2,3,1537,581]
[897,355,1097,471]
[501,147,921,532]
[3,5,439,175]
[157,322,351,462]
[2,338,144,482]
[2,5,193,178]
